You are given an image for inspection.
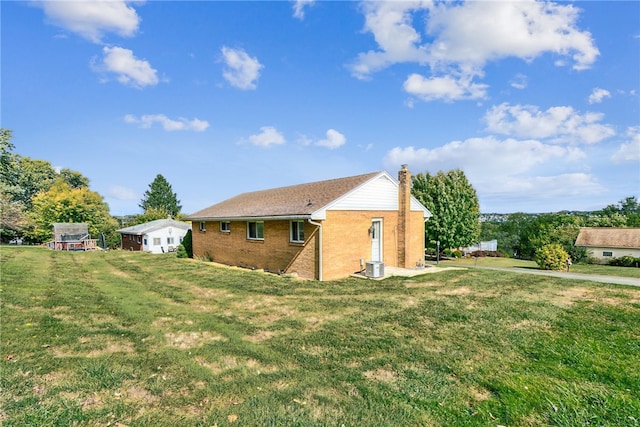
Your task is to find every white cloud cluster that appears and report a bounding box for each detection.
[292,0,315,20]
[36,0,141,43]
[221,47,263,90]
[248,126,286,147]
[612,127,640,163]
[384,137,603,205]
[96,46,159,88]
[124,114,209,132]
[484,103,615,144]
[352,0,599,102]
[588,88,611,104]
[316,129,346,149]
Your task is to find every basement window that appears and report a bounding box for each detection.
[290,220,304,243]
[247,221,264,240]
[220,221,230,233]
[603,251,613,257]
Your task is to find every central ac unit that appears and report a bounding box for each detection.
[365,261,384,278]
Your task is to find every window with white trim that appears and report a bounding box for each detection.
[603,251,613,257]
[220,221,230,232]
[247,221,264,240]
[199,221,206,232]
[290,220,304,243]
[167,237,175,245]
[153,238,161,246]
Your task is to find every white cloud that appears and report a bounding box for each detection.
[510,74,528,90]
[36,0,141,43]
[383,136,603,204]
[124,114,209,132]
[107,185,138,201]
[403,73,488,102]
[484,103,615,144]
[292,0,315,20]
[612,127,640,163]
[221,46,263,90]
[248,126,285,147]
[351,0,598,101]
[94,46,158,88]
[316,129,346,149]
[588,88,612,104]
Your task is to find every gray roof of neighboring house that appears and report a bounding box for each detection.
[116,219,191,235]
[575,227,640,249]
[185,172,382,221]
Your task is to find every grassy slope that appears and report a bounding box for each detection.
[1,247,639,426]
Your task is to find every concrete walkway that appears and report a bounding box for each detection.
[357,263,640,287]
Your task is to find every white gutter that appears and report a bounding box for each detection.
[307,218,323,281]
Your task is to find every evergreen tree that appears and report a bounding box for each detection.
[412,169,480,251]
[139,174,182,218]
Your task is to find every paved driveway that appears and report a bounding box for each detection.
[470,266,640,287]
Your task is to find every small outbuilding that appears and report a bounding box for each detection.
[117,219,191,254]
[50,223,97,251]
[574,227,640,263]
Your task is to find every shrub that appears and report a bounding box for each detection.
[175,244,188,258]
[535,244,571,271]
[181,229,193,258]
[609,256,640,268]
[452,249,463,258]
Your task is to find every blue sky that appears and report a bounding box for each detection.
[2,0,639,215]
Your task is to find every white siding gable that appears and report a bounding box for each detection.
[330,173,398,211]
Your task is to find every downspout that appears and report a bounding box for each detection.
[307,219,323,281]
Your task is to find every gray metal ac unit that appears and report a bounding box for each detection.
[365,261,384,278]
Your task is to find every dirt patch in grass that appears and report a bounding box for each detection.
[243,330,276,343]
[363,368,398,384]
[193,355,278,376]
[404,281,443,288]
[51,337,135,358]
[164,331,225,349]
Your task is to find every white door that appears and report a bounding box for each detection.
[371,219,382,262]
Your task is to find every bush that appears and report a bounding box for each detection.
[608,256,640,268]
[181,229,193,258]
[535,244,571,271]
[451,249,463,258]
[175,244,188,258]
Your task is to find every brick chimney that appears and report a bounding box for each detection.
[397,165,411,268]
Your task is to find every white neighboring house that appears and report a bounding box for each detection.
[574,227,640,263]
[117,219,190,254]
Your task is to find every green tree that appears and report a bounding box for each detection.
[0,190,26,243]
[134,207,173,224]
[59,168,90,189]
[27,179,118,244]
[412,169,480,250]
[139,174,182,218]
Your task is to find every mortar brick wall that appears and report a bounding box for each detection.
[121,234,143,251]
[191,220,317,277]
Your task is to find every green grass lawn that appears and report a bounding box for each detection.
[2,247,639,426]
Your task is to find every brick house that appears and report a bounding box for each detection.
[117,219,190,254]
[185,166,431,281]
[575,227,640,263]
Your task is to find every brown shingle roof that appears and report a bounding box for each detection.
[186,172,381,220]
[575,227,640,249]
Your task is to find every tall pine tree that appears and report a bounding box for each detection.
[139,174,182,218]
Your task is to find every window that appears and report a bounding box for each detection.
[167,237,175,245]
[143,238,148,246]
[603,251,613,257]
[290,220,304,243]
[247,221,264,240]
[153,238,161,246]
[220,221,230,232]
[137,236,141,244]
[199,221,206,232]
